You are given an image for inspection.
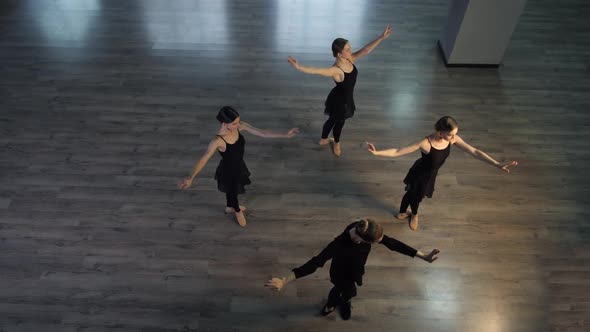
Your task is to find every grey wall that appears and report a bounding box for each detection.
[440,0,528,65]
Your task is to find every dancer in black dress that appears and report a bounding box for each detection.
[265,218,439,320]
[367,116,518,230]
[287,25,392,156]
[178,106,299,227]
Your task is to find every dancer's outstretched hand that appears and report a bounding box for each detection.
[286,128,300,138]
[367,142,378,155]
[177,178,193,189]
[422,249,440,263]
[498,161,518,173]
[287,56,299,69]
[265,277,286,291]
[381,24,392,39]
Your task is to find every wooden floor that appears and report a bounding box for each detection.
[1,0,589,331]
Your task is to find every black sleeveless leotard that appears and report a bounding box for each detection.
[324,59,358,120]
[403,137,451,198]
[214,131,251,194]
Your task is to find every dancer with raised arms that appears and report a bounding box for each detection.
[367,116,518,230]
[288,25,392,156]
[178,106,299,227]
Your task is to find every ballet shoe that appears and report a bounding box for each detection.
[333,142,341,157]
[320,303,336,316]
[235,211,247,227]
[396,211,410,220]
[339,300,352,320]
[318,138,331,146]
[409,214,419,231]
[225,206,246,214]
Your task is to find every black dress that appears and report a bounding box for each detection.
[214,132,251,194]
[403,138,451,198]
[324,60,358,120]
[292,223,417,286]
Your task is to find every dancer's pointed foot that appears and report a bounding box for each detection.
[409,213,419,231]
[339,300,352,320]
[320,303,336,316]
[318,138,331,146]
[225,206,246,214]
[333,142,341,157]
[235,211,247,227]
[396,211,410,220]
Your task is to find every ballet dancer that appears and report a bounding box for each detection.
[178,106,299,226]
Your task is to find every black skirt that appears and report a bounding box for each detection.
[214,160,251,194]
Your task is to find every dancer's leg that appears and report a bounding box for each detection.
[226,191,240,212]
[331,119,346,143]
[338,281,357,320]
[226,189,246,227]
[321,117,337,140]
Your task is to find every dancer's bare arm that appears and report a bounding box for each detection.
[177,138,222,189]
[367,138,429,158]
[351,24,392,61]
[287,56,344,81]
[240,121,299,138]
[453,135,518,172]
